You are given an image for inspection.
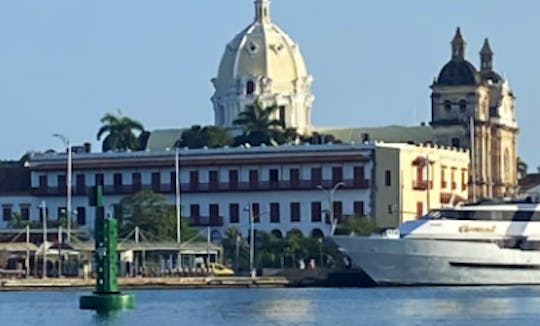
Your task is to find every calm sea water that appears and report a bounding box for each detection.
[1,287,540,325]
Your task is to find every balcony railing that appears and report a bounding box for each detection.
[31,178,372,196]
[189,216,223,227]
[412,180,433,191]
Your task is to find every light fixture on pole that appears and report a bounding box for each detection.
[244,203,255,278]
[174,147,182,269]
[317,181,344,236]
[53,134,72,243]
[175,147,181,244]
[40,200,48,279]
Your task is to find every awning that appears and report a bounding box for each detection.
[67,241,221,253]
[0,243,38,251]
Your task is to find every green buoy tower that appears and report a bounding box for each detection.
[80,186,134,311]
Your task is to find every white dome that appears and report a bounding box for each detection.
[211,0,314,134]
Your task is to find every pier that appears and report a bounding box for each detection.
[0,276,290,290]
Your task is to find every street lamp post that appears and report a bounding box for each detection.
[249,204,255,278]
[53,134,72,243]
[40,200,48,279]
[174,147,182,268]
[318,238,323,267]
[175,147,181,244]
[317,182,344,236]
[244,203,255,278]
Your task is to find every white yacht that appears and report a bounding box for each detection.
[333,199,540,285]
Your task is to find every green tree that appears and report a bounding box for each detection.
[97,111,145,152]
[517,157,528,179]
[273,127,300,145]
[175,125,234,149]
[335,215,380,236]
[233,101,283,146]
[222,226,247,271]
[7,212,28,229]
[283,230,308,267]
[117,190,198,241]
[300,132,341,145]
[256,231,286,268]
[137,131,151,150]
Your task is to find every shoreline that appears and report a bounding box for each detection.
[0,276,290,291]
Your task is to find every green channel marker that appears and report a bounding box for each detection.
[80,186,134,312]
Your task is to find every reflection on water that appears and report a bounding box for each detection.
[2,287,540,325]
[252,299,313,323]
[399,296,515,317]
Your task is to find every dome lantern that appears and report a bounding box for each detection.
[255,0,271,24]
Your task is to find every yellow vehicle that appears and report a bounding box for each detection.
[209,263,235,276]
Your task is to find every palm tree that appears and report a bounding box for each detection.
[97,111,145,152]
[233,101,283,146]
[175,125,234,149]
[7,212,28,229]
[222,226,245,271]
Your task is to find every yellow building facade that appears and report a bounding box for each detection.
[374,143,470,229]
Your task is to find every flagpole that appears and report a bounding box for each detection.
[175,147,182,269]
[41,200,48,279]
[175,148,181,244]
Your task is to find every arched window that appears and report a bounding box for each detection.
[311,228,324,239]
[444,100,452,112]
[459,100,467,112]
[271,229,283,239]
[246,80,255,95]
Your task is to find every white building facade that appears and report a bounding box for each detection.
[1,144,374,240]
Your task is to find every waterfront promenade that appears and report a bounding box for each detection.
[0,276,289,290]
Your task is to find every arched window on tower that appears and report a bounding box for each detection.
[444,100,452,112]
[246,80,255,95]
[459,100,467,113]
[278,106,286,128]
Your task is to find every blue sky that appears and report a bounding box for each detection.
[1,0,539,169]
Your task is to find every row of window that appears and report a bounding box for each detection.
[189,201,366,225]
[37,166,369,192]
[381,165,467,191]
[444,99,467,112]
[2,200,366,227]
[2,206,87,225]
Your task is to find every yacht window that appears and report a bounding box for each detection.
[427,210,442,219]
[436,209,540,221]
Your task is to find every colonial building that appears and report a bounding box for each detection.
[1,145,373,239]
[374,143,469,229]
[211,0,314,134]
[0,143,469,235]
[430,28,518,199]
[316,28,518,200]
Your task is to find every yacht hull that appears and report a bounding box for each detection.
[333,236,540,285]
